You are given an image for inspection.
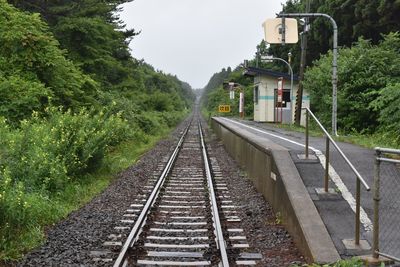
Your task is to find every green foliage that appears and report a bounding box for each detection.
[0,108,129,258]
[0,173,60,259]
[0,106,189,259]
[206,87,231,115]
[303,33,400,137]
[290,257,365,267]
[0,108,128,192]
[0,76,50,123]
[266,0,400,74]
[0,0,195,260]
[371,83,400,144]
[202,67,254,118]
[0,0,98,123]
[6,0,195,109]
[8,0,137,90]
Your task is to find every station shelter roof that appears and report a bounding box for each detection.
[243,66,299,82]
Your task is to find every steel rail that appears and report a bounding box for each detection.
[113,120,192,267]
[198,122,230,267]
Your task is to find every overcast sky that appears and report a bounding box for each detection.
[120,0,285,89]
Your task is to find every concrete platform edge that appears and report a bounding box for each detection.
[211,117,341,264]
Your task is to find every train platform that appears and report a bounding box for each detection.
[211,117,400,265]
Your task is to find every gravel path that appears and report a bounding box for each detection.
[11,116,305,267]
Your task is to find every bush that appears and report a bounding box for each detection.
[0,107,129,257]
[0,76,51,124]
[161,111,186,128]
[371,82,400,145]
[0,107,128,192]
[303,33,400,133]
[0,1,98,123]
[0,171,60,258]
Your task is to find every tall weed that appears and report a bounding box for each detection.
[0,107,128,258]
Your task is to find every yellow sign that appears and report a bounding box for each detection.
[218,105,231,113]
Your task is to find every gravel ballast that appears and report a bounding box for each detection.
[14,116,305,267]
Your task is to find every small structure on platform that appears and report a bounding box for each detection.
[243,66,310,125]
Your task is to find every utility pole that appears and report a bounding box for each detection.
[294,0,311,126]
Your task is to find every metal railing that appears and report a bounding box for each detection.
[373,147,400,262]
[303,108,370,245]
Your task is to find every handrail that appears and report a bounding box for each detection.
[303,107,370,191]
[303,107,370,246]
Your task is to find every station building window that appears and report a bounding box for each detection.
[254,86,259,104]
[274,89,291,108]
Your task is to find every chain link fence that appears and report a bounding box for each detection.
[373,148,400,262]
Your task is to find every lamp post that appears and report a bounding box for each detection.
[276,12,338,136]
[261,55,294,123]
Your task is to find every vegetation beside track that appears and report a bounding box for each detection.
[291,257,389,267]
[0,0,194,260]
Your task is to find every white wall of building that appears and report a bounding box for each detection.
[253,75,309,125]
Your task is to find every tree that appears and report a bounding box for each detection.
[0,0,98,123]
[8,0,139,90]
[266,0,400,72]
[303,34,400,133]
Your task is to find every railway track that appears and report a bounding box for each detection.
[94,114,261,266]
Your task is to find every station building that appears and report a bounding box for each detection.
[243,66,310,125]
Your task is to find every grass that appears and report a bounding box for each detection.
[0,126,173,262]
[264,120,400,150]
[289,257,387,267]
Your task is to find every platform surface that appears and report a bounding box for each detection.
[213,117,400,263]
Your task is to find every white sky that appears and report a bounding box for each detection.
[119,0,285,89]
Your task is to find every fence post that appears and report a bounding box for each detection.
[355,178,361,245]
[305,110,309,158]
[373,149,381,258]
[324,136,330,192]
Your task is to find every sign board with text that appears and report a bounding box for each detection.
[218,105,231,113]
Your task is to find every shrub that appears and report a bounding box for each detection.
[0,107,129,257]
[303,33,400,133]
[0,1,98,123]
[161,111,186,128]
[0,168,61,259]
[0,107,128,192]
[371,82,400,145]
[0,76,51,124]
